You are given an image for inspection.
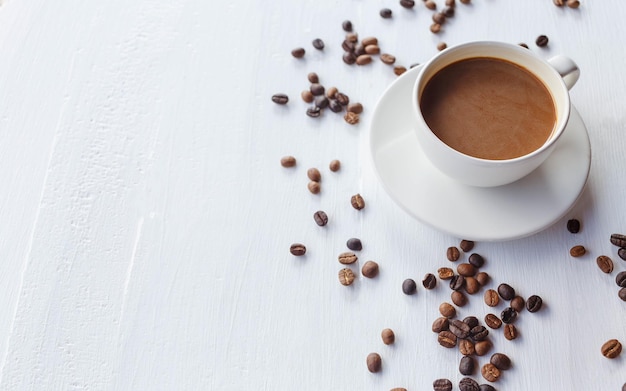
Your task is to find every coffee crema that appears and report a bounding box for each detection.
[420,57,557,160]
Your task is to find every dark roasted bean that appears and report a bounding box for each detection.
[291,47,305,58]
[447,246,461,262]
[484,289,499,306]
[451,290,468,307]
[619,247,626,261]
[619,287,626,302]
[479,385,496,391]
[400,0,416,8]
[601,339,622,359]
[570,245,586,257]
[312,38,324,50]
[351,193,365,210]
[503,323,518,340]
[511,295,525,312]
[470,325,489,341]
[306,106,321,118]
[457,263,476,277]
[596,255,614,273]
[432,12,446,24]
[423,273,437,289]
[611,233,626,247]
[329,159,340,172]
[463,316,479,329]
[342,20,353,32]
[616,271,626,287]
[342,52,357,65]
[484,313,502,329]
[501,307,517,324]
[497,283,515,300]
[433,378,453,391]
[310,83,325,96]
[468,253,485,268]
[307,72,319,83]
[366,352,382,372]
[567,218,580,233]
[313,210,328,226]
[490,352,512,370]
[460,240,474,252]
[272,93,289,104]
[526,295,543,312]
[380,53,396,65]
[347,102,363,113]
[438,330,457,348]
[328,99,343,113]
[432,316,449,333]
[290,243,306,256]
[336,92,350,106]
[536,34,549,47]
[315,96,329,109]
[402,278,417,295]
[449,319,470,339]
[450,275,465,291]
[380,8,392,18]
[381,328,395,345]
[361,261,379,278]
[475,271,490,286]
[346,238,362,251]
[481,363,501,382]
[342,40,355,52]
[459,355,475,375]
[280,155,296,167]
[459,377,479,391]
[442,5,455,17]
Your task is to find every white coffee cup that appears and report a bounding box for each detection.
[412,41,580,187]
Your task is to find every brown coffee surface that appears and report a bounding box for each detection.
[420,57,556,160]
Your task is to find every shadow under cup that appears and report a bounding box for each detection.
[412,41,574,188]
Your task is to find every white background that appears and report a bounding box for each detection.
[0,0,625,390]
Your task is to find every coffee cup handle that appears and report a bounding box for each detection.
[548,55,580,90]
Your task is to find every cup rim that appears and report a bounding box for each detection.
[412,40,571,165]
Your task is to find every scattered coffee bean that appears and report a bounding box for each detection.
[610,233,626,247]
[459,377,479,391]
[346,32,358,43]
[301,90,314,103]
[570,245,586,257]
[291,47,305,58]
[567,218,581,233]
[361,261,379,278]
[457,263,477,277]
[447,246,460,262]
[306,106,322,118]
[365,44,381,55]
[433,378,453,391]
[459,355,475,375]
[450,275,465,291]
[313,210,328,226]
[438,267,455,280]
[463,316,479,329]
[380,53,396,65]
[437,42,447,51]
[484,289,500,306]
[464,276,480,295]
[451,290,468,307]
[470,325,489,341]
[339,268,355,286]
[312,38,324,50]
[402,278,417,295]
[325,86,337,98]
[338,252,358,265]
[430,23,442,34]
[347,102,363,113]
[344,111,360,125]
[475,271,490,286]
[310,83,325,96]
[307,167,321,182]
[400,0,416,8]
[425,0,437,10]
[366,352,382,372]
[439,302,456,318]
[460,240,474,252]
[468,253,485,268]
[490,352,512,370]
[272,93,289,104]
[519,42,529,48]
[459,339,475,355]
[356,54,372,65]
[442,5,455,17]
[351,193,365,210]
[553,0,565,5]
[619,287,626,302]
[449,319,471,339]
[536,34,549,47]
[390,388,407,391]
[438,330,457,348]
[329,159,341,172]
[307,72,319,84]
[280,155,296,167]
[481,363,501,382]
[601,339,622,359]
[307,180,320,194]
[361,36,377,46]
[511,295,525,312]
[497,283,516,300]
[616,271,626,287]
[479,385,496,391]
[526,294,543,312]
[381,328,395,345]
[446,0,456,5]
[503,323,518,340]
[343,52,357,65]
[290,243,306,256]
[335,92,350,106]
[380,8,393,18]
[342,20,353,32]
[501,307,518,324]
[393,66,407,76]
[567,0,580,8]
[484,313,502,329]
[347,238,362,251]
[432,317,450,333]
[315,96,329,109]
[619,247,626,261]
[596,255,614,273]
[432,12,446,24]
[474,340,492,356]
[423,273,437,289]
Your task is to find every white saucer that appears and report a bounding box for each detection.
[369,65,591,241]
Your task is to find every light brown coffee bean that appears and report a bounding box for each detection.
[596,255,614,273]
[430,23,442,34]
[307,181,320,194]
[570,245,586,257]
[610,233,626,247]
[438,267,455,280]
[346,32,358,42]
[393,66,407,76]
[351,193,365,210]
[307,72,319,84]
[366,352,382,372]
[437,42,447,51]
[566,0,580,8]
[451,291,468,307]
[329,159,341,172]
[432,12,446,24]
[290,243,306,256]
[459,239,474,252]
[381,328,395,345]
[490,353,512,370]
[380,53,396,65]
[339,268,355,286]
[310,83,325,96]
[447,246,460,262]
[365,44,380,55]
[474,340,492,356]
[457,263,477,277]
[484,313,502,329]
[280,156,296,167]
[464,276,480,295]
[438,330,457,348]
[439,302,456,318]
[313,210,328,226]
[432,317,449,333]
[481,363,501,382]
[338,252,358,264]
[423,273,437,289]
[307,167,321,182]
[325,86,338,99]
[503,324,518,340]
[361,36,378,46]
[344,111,359,125]
[475,271,490,286]
[347,102,363,114]
[601,339,622,359]
[511,296,525,312]
[356,54,372,65]
[484,289,500,306]
[459,339,475,356]
[445,0,456,5]
[361,261,379,278]
[301,90,314,103]
[390,388,407,391]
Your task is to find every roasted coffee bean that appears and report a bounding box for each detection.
[312,38,324,50]
[335,92,350,106]
[460,240,474,252]
[490,353,512,370]
[306,106,321,118]
[328,99,342,113]
[381,328,395,345]
[567,0,580,8]
[432,12,446,24]
[484,313,502,329]
[272,93,289,104]
[291,47,305,58]
[481,363,501,382]
[459,355,475,375]
[361,36,377,46]
[315,96,329,109]
[307,180,320,194]
[290,243,306,256]
[616,271,626,287]
[484,289,500,306]
[438,267,454,280]
[356,54,372,65]
[344,111,359,125]
[301,90,314,103]
[361,261,379,278]
[329,159,341,172]
[497,283,515,300]
[365,44,380,55]
[338,252,358,265]
[442,5,455,17]
[347,102,363,113]
[610,233,626,247]
[536,34,549,47]
[325,86,337,99]
[501,307,517,324]
[280,155,296,167]
[346,32,358,43]
[503,323,518,340]
[307,167,321,182]
[354,44,365,56]
[570,245,586,257]
[619,247,626,261]
[338,268,355,286]
[313,210,328,226]
[436,41,446,51]
[438,330,457,348]
[439,302,456,318]
[342,20,353,32]
[451,290,468,307]
[511,295,525,312]
[567,218,581,233]
[351,193,365,210]
[449,319,471,339]
[479,385,496,391]
[601,339,622,359]
[310,83,325,96]
[474,340,492,356]
[366,352,382,372]
[463,316,479,329]
[447,246,461,262]
[347,238,362,251]
[526,295,543,312]
[430,23,442,34]
[459,377,479,391]
[425,0,437,10]
[596,255,614,273]
[307,72,319,83]
[459,339,475,356]
[380,53,396,65]
[400,0,416,8]
[342,52,357,65]
[553,0,565,5]
[468,253,485,268]
[457,263,477,277]
[450,275,465,291]
[433,378,453,391]
[475,271,490,286]
[402,278,417,295]
[432,316,449,333]
[342,39,355,52]
[423,273,437,289]
[470,325,489,341]
[380,8,393,18]
[619,287,626,302]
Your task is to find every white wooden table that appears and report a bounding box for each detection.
[0,0,624,390]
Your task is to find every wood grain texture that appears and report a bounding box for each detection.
[0,0,625,390]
